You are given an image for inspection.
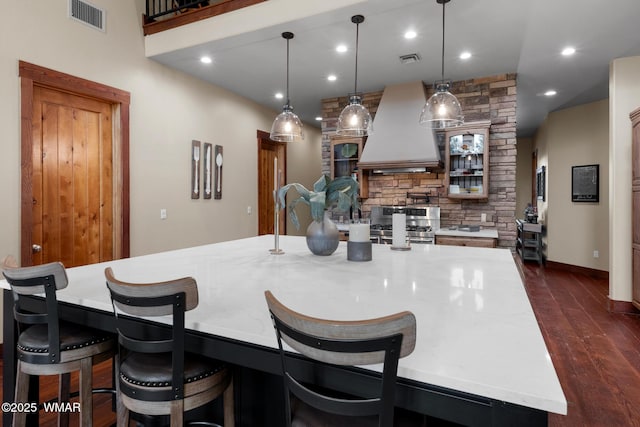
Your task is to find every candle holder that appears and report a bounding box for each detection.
[347,218,372,261]
[270,162,284,255]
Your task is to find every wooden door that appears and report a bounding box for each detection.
[257,130,286,235]
[31,86,114,267]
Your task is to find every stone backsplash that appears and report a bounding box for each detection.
[320,74,517,248]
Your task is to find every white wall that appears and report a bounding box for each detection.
[0,1,321,335]
[609,56,640,301]
[533,100,609,271]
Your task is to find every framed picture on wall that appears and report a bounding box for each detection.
[536,166,546,201]
[571,164,599,202]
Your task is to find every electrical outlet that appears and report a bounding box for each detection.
[160,209,167,220]
[593,250,599,258]
[481,213,487,222]
[247,206,252,215]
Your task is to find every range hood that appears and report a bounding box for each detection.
[358,81,443,173]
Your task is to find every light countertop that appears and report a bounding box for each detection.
[0,235,566,415]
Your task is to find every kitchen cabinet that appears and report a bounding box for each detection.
[631,108,640,309]
[444,121,491,199]
[516,219,543,265]
[330,136,368,198]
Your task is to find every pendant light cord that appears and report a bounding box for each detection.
[286,36,291,107]
[440,1,446,82]
[354,21,359,94]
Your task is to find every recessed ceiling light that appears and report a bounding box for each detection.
[336,44,348,53]
[315,116,323,121]
[544,90,557,97]
[275,92,284,99]
[561,46,576,56]
[327,74,337,82]
[459,51,472,60]
[200,56,212,64]
[404,30,417,39]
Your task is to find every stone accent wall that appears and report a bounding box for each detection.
[320,74,517,248]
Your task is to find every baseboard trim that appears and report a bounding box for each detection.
[545,260,609,280]
[608,299,640,315]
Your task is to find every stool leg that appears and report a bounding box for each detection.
[13,361,29,427]
[169,400,183,427]
[223,377,235,427]
[79,357,93,426]
[58,373,71,427]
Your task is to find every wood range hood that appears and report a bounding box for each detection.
[358,81,443,174]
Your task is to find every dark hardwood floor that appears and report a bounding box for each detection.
[2,258,640,426]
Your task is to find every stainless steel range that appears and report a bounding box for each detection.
[369,206,440,245]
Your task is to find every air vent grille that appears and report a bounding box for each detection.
[69,0,105,32]
[399,53,421,65]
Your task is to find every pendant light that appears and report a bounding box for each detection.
[419,0,464,129]
[336,15,373,137]
[270,32,304,142]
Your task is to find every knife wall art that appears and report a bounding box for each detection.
[203,142,212,199]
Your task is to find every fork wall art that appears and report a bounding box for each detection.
[191,140,201,199]
[191,141,222,200]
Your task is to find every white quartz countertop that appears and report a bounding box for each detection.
[435,228,499,239]
[0,235,566,415]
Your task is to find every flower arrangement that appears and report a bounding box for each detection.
[278,175,359,229]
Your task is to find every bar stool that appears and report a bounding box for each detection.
[1,257,115,427]
[104,267,234,427]
[265,290,417,427]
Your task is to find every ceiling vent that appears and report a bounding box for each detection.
[399,53,421,65]
[69,0,105,32]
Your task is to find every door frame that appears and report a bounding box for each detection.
[257,130,287,235]
[19,61,130,265]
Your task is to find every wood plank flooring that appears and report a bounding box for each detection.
[2,258,640,426]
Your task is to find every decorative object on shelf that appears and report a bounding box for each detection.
[347,217,372,261]
[203,142,212,199]
[419,0,464,129]
[214,145,223,199]
[270,156,284,255]
[524,203,538,223]
[571,164,599,202]
[278,175,359,256]
[336,15,373,137]
[270,32,304,142]
[191,140,201,199]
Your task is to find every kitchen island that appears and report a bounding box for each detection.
[1,235,566,426]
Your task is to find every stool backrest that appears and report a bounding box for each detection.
[265,290,416,427]
[104,267,199,401]
[1,260,69,364]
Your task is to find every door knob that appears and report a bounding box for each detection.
[32,244,42,253]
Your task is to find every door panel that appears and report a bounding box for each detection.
[33,86,113,267]
[257,131,286,236]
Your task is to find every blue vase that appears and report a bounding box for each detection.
[306,211,339,256]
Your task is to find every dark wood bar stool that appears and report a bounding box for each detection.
[264,290,417,427]
[104,267,234,427]
[1,257,115,427]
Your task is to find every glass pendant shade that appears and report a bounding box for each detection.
[419,0,464,129]
[419,83,464,129]
[270,31,304,142]
[270,105,304,142]
[336,95,373,137]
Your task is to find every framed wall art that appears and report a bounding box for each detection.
[203,142,213,199]
[572,164,599,202]
[214,145,223,199]
[191,140,201,199]
[536,165,546,201]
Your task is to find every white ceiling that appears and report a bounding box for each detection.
[150,0,640,137]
